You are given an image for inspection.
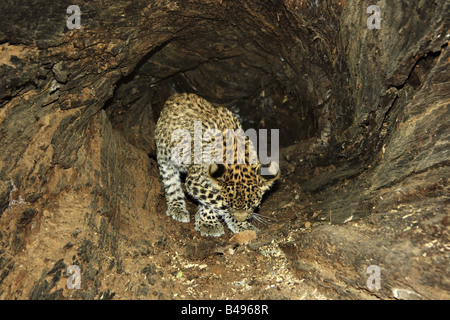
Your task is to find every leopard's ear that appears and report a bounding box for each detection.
[208,163,226,186]
[260,161,280,190]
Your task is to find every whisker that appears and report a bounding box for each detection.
[251,213,276,226]
[253,216,268,227]
[255,213,276,222]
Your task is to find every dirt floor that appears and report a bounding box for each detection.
[0,153,329,300]
[99,167,329,300]
[96,159,330,300]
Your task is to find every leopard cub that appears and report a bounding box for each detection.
[155,93,279,237]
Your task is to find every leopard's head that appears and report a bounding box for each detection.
[208,161,280,222]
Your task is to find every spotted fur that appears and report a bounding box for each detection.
[155,93,279,236]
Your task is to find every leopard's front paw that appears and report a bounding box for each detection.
[166,206,190,223]
[223,215,259,234]
[194,219,224,237]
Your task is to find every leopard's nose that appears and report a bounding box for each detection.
[233,210,250,222]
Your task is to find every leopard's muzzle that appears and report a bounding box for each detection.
[231,210,253,222]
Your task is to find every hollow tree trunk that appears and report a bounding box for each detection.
[0,0,448,300]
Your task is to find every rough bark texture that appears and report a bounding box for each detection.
[0,0,448,299]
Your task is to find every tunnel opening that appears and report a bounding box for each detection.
[100,12,331,238]
[0,0,448,300]
[104,33,320,156]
